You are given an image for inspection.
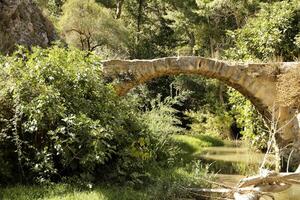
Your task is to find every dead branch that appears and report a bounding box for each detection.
[183,170,300,200]
[238,171,300,188]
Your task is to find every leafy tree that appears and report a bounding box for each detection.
[219,0,300,148]
[122,0,178,58]
[163,0,260,57]
[163,0,199,55]
[36,0,65,17]
[59,0,128,53]
[227,88,267,148]
[173,75,226,111]
[187,109,233,139]
[225,0,300,61]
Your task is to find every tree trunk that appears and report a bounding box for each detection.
[137,0,144,40]
[186,30,195,55]
[274,143,281,172]
[210,37,215,57]
[116,0,124,19]
[218,83,225,105]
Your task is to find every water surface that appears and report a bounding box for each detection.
[200,145,300,200]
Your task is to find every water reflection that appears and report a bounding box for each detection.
[201,147,264,161]
[200,145,300,200]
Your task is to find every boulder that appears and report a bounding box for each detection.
[0,0,56,54]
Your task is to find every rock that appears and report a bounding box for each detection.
[0,0,56,54]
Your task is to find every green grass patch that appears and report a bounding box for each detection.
[0,166,211,200]
[0,184,149,200]
[0,134,222,200]
[194,135,224,147]
[171,134,224,162]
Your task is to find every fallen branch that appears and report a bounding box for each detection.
[238,171,300,188]
[183,170,300,200]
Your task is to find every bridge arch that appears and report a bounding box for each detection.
[102,56,300,145]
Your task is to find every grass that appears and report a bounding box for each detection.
[171,134,224,162]
[0,168,210,200]
[0,184,149,200]
[172,134,224,153]
[0,134,222,200]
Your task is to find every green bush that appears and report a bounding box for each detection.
[225,0,300,61]
[0,46,155,184]
[187,109,233,139]
[227,88,267,149]
[136,93,186,167]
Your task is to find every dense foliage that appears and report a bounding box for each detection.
[37,0,299,61]
[0,46,178,185]
[59,0,128,54]
[225,0,300,61]
[1,0,300,198]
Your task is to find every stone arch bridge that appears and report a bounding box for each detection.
[102,56,300,149]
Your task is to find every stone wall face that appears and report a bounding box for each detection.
[0,0,56,54]
[102,56,300,148]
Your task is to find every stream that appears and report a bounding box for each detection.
[200,144,300,200]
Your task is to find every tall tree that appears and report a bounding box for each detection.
[225,0,300,61]
[59,0,128,53]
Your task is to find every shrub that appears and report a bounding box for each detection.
[187,110,233,139]
[0,46,152,184]
[227,89,267,149]
[138,93,186,167]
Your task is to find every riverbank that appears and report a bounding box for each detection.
[0,134,223,200]
[5,135,299,200]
